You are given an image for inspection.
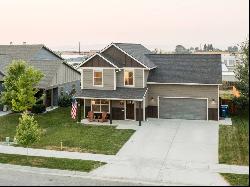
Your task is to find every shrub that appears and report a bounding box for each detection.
[31,104,46,114]
[16,112,41,147]
[232,96,249,113]
[58,94,72,107]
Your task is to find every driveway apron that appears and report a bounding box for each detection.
[91,119,228,186]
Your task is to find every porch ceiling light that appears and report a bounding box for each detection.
[91,100,95,105]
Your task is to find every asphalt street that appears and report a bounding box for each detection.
[0,166,152,186]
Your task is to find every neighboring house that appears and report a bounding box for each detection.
[76,43,222,123]
[221,53,240,72]
[0,44,80,110]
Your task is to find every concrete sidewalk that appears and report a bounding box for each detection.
[0,144,116,163]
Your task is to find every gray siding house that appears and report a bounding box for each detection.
[76,43,222,123]
[0,44,80,109]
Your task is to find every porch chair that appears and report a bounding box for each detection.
[98,112,108,123]
[87,111,95,122]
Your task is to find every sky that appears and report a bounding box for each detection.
[0,0,249,51]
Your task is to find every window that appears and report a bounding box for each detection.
[93,69,103,86]
[124,69,134,86]
[91,99,110,112]
[228,60,235,66]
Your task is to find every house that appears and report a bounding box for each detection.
[76,43,222,124]
[0,44,80,110]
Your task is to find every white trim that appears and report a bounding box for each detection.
[121,67,146,70]
[81,69,84,89]
[147,82,222,86]
[76,97,143,101]
[83,98,85,118]
[143,69,145,88]
[124,68,135,87]
[77,53,119,69]
[218,85,220,121]
[158,97,209,121]
[114,69,116,90]
[81,67,116,70]
[90,99,110,113]
[93,69,103,87]
[124,100,126,120]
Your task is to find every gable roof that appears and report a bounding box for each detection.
[78,53,119,68]
[100,43,156,69]
[146,54,222,84]
[0,44,79,88]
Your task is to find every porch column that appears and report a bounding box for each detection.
[110,100,113,124]
[77,99,81,123]
[51,88,54,108]
[139,101,142,126]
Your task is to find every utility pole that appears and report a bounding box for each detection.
[78,42,81,55]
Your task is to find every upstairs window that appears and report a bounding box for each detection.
[93,69,103,86]
[124,69,134,86]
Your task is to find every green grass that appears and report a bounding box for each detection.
[221,173,249,186]
[0,107,135,155]
[219,112,249,165]
[0,153,105,172]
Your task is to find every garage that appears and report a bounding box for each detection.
[159,97,208,120]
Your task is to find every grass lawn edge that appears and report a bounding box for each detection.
[0,153,105,172]
[220,173,249,186]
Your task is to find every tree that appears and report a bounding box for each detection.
[16,112,41,147]
[0,60,43,112]
[234,40,249,109]
[175,45,189,54]
[203,44,207,51]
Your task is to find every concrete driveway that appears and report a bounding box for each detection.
[91,119,228,186]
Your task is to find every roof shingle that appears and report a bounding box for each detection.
[146,54,222,84]
[76,87,147,101]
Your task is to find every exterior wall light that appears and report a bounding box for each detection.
[211,99,216,105]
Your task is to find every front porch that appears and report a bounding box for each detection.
[75,87,148,126]
[76,99,145,126]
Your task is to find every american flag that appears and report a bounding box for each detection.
[71,98,77,119]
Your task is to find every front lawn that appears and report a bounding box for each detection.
[0,153,105,172]
[0,107,135,155]
[219,112,249,165]
[221,173,249,186]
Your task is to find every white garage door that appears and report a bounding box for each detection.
[159,97,208,120]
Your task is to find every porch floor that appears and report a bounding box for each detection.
[80,119,140,130]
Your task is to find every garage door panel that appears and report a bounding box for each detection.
[159,98,207,120]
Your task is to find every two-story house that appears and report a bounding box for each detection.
[76,43,222,124]
[0,44,80,110]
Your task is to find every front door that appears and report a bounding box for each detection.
[126,101,135,120]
